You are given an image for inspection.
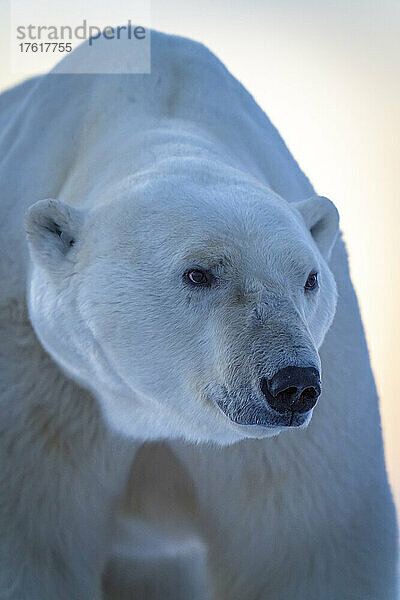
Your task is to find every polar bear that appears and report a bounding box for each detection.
[0,30,397,599]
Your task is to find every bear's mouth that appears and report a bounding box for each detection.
[212,387,310,429]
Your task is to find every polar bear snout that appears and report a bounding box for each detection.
[261,366,321,415]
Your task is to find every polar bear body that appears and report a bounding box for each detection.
[0,31,397,599]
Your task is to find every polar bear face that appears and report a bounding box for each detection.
[25,169,339,445]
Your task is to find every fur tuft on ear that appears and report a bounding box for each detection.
[25,199,84,271]
[294,196,339,261]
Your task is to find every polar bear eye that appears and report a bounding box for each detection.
[305,272,318,291]
[186,269,209,285]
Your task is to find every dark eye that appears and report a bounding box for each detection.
[186,269,209,285]
[305,272,318,291]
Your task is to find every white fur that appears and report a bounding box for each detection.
[0,30,397,598]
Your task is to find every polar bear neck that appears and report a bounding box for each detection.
[0,30,315,220]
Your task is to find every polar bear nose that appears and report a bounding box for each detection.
[261,366,321,414]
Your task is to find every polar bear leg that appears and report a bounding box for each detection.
[103,444,213,600]
[0,302,135,600]
[103,516,211,600]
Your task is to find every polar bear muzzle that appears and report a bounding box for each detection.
[213,365,321,430]
[261,366,321,416]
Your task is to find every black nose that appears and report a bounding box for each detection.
[261,366,321,414]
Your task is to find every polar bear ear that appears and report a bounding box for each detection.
[25,199,84,271]
[294,196,339,261]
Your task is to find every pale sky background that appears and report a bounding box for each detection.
[0,0,399,509]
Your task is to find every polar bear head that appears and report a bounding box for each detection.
[25,165,339,445]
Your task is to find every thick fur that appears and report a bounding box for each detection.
[0,30,397,599]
